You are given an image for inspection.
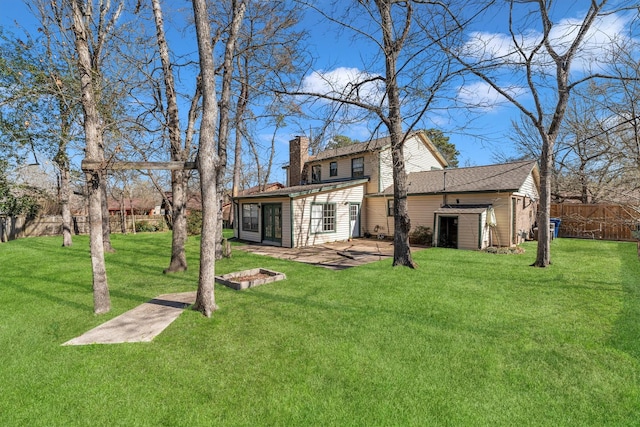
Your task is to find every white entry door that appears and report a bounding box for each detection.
[349,203,360,238]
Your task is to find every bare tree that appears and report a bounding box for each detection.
[69,0,124,314]
[192,0,219,317]
[289,0,479,268]
[151,0,191,273]
[446,0,639,267]
[216,0,247,259]
[227,0,305,220]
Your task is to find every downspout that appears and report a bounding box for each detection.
[478,213,482,249]
[290,197,294,248]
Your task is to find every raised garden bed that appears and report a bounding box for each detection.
[215,268,286,290]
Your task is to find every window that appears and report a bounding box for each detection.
[242,203,259,232]
[387,199,394,216]
[311,165,322,183]
[352,157,364,177]
[330,161,338,177]
[311,203,336,233]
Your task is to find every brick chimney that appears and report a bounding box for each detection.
[289,136,309,186]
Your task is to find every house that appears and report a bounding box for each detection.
[221,183,285,227]
[232,130,540,250]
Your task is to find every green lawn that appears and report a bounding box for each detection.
[1,233,639,426]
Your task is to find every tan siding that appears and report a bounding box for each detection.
[292,185,365,247]
[365,196,395,237]
[513,196,536,244]
[407,195,442,233]
[306,153,380,193]
[457,213,481,250]
[442,193,511,246]
[370,192,517,248]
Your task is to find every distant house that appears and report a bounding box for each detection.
[232,130,540,250]
[107,197,159,216]
[161,192,203,217]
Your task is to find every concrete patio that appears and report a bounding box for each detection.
[235,238,425,270]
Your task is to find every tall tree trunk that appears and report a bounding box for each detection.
[192,0,219,317]
[231,57,248,219]
[216,0,246,259]
[100,177,114,252]
[376,0,416,268]
[71,0,110,314]
[120,195,126,233]
[59,163,73,246]
[534,134,553,267]
[151,0,189,273]
[56,97,73,247]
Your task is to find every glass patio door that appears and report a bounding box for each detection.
[262,203,282,244]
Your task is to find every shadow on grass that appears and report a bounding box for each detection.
[608,246,640,361]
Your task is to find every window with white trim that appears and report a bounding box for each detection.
[242,203,259,232]
[311,203,336,233]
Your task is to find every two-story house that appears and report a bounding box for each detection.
[232,130,540,250]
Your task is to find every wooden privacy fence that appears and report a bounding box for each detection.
[0,215,166,242]
[550,204,640,241]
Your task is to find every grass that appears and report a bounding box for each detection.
[1,233,639,426]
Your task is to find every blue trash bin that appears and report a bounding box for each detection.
[550,218,561,238]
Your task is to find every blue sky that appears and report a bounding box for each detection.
[2,0,636,185]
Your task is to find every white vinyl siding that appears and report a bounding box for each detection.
[378,149,394,193]
[377,134,446,193]
[519,173,540,200]
[403,134,446,173]
[292,184,365,247]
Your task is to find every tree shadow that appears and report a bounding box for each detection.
[607,245,640,361]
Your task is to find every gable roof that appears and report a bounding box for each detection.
[308,130,448,167]
[376,160,539,195]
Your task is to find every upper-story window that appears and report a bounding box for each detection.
[330,161,338,177]
[311,165,322,183]
[352,157,364,178]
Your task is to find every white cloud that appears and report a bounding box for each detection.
[456,81,527,112]
[463,11,634,74]
[302,67,385,105]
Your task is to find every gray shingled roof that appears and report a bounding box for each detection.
[377,160,538,195]
[233,178,369,199]
[310,135,392,162]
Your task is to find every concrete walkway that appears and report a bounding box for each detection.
[62,291,196,346]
